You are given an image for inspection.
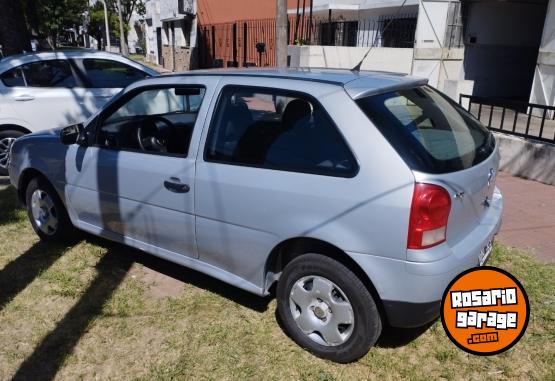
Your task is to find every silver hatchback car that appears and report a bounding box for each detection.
[9,69,503,362]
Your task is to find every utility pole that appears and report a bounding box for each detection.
[99,0,111,51]
[276,0,288,68]
[116,0,128,56]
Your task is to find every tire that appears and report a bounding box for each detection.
[25,177,73,241]
[0,129,25,176]
[277,254,382,363]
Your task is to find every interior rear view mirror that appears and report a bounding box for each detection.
[175,87,201,96]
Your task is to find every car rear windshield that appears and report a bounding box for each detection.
[356,86,494,174]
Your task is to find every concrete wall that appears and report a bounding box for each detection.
[161,45,194,71]
[288,45,413,73]
[495,132,555,186]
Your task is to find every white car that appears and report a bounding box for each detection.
[0,50,158,174]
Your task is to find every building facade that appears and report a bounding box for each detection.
[145,0,197,71]
[142,0,555,112]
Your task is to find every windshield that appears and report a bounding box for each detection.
[356,86,494,174]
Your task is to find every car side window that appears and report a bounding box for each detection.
[205,86,357,176]
[83,59,148,88]
[0,68,26,87]
[21,60,77,88]
[97,86,206,157]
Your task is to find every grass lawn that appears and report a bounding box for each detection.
[0,185,553,380]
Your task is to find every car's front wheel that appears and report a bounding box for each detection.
[25,177,73,241]
[0,130,25,176]
[277,253,382,363]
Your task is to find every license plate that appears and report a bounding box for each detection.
[479,239,494,265]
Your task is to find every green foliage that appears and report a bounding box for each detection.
[23,0,88,37]
[22,0,146,43]
[90,0,146,41]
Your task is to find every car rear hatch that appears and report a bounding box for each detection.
[354,84,499,256]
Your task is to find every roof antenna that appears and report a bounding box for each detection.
[352,0,409,72]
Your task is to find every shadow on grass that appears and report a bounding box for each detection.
[10,234,272,380]
[100,235,273,313]
[0,241,69,312]
[0,185,22,226]
[274,307,435,354]
[12,243,134,381]
[376,321,435,348]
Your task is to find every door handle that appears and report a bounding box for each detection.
[13,94,35,101]
[163,177,190,193]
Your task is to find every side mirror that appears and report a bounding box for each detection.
[60,123,86,145]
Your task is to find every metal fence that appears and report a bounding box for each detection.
[198,19,277,68]
[294,14,417,48]
[197,13,419,69]
[460,94,555,144]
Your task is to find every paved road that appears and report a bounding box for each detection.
[1,173,553,262]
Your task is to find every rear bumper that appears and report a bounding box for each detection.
[383,300,440,328]
[347,187,503,328]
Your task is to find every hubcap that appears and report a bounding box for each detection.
[289,275,354,346]
[0,137,16,169]
[30,189,58,235]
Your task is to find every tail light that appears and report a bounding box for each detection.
[407,183,451,249]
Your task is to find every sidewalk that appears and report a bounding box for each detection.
[496,172,555,262]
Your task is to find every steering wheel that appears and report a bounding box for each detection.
[136,115,173,153]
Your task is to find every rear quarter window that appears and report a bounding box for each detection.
[356,86,494,174]
[205,86,358,177]
[83,59,148,88]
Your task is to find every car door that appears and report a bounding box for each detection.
[1,59,92,130]
[78,58,151,110]
[64,77,218,259]
[194,79,362,289]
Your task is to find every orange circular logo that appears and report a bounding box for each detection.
[441,266,529,355]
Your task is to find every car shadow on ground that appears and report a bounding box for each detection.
[275,307,434,353]
[0,185,21,226]
[376,322,435,348]
[4,232,271,380]
[0,241,70,312]
[127,243,273,313]
[11,242,134,381]
[3,214,421,379]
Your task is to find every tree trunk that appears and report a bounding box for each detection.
[116,0,129,56]
[0,0,31,56]
[276,0,288,68]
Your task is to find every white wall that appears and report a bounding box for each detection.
[288,45,413,73]
[530,0,555,109]
[414,0,449,50]
[411,0,465,94]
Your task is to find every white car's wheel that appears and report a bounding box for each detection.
[0,130,24,175]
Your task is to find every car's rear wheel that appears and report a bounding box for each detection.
[0,130,25,176]
[25,177,73,241]
[277,253,382,363]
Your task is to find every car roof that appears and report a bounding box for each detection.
[159,67,428,99]
[0,50,158,76]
